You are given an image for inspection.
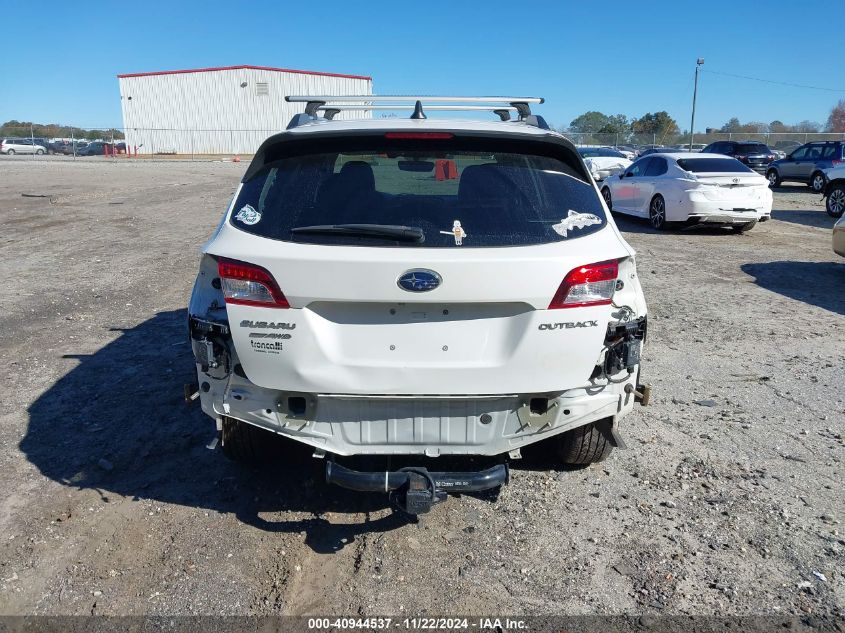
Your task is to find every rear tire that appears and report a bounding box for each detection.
[827,184,845,218]
[6,149,14,155]
[648,195,667,230]
[556,420,614,465]
[732,220,757,233]
[811,171,826,193]
[221,416,273,462]
[766,169,781,188]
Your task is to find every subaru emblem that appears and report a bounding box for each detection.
[397,269,442,292]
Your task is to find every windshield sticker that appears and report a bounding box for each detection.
[234,204,261,225]
[551,210,603,237]
[440,220,467,245]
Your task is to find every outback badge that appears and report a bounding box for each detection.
[397,269,442,292]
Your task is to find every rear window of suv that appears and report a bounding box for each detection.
[735,144,769,154]
[230,139,606,247]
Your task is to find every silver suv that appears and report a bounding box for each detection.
[0,138,47,155]
[766,141,845,191]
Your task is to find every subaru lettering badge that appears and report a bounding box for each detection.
[397,269,442,292]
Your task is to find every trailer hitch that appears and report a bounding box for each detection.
[325,462,509,516]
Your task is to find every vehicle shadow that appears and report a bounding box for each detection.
[770,185,815,195]
[612,213,745,237]
[741,261,845,316]
[21,309,414,553]
[770,208,834,230]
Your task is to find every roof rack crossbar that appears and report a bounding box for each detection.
[287,95,543,118]
[285,95,546,127]
[315,104,519,121]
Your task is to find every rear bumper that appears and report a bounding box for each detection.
[198,369,640,457]
[678,195,771,224]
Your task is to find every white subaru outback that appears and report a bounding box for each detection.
[188,96,649,515]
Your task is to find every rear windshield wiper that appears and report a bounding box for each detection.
[290,224,425,243]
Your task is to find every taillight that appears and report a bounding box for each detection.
[217,257,289,308]
[833,159,842,167]
[549,260,619,309]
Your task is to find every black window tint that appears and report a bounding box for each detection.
[736,144,769,154]
[644,157,667,177]
[806,145,823,159]
[676,158,754,173]
[821,144,838,159]
[230,145,606,248]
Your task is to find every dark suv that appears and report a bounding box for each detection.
[765,141,845,192]
[701,141,775,174]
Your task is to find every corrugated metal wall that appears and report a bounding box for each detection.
[118,68,373,154]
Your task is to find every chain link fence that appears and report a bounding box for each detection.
[4,125,845,160]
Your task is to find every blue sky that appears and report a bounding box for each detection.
[2,0,842,131]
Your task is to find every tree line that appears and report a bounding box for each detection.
[0,120,125,140]
[564,99,845,140]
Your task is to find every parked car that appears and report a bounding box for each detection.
[636,144,665,156]
[51,140,81,155]
[766,141,845,192]
[187,95,649,515]
[700,141,775,175]
[77,141,113,156]
[0,138,47,155]
[600,152,772,232]
[773,140,802,153]
[639,147,673,157]
[576,147,632,182]
[614,146,638,160]
[674,143,706,152]
[31,138,54,154]
[822,163,845,218]
[833,215,845,257]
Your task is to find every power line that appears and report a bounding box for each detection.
[702,69,845,93]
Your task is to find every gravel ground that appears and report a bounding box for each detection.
[0,157,842,622]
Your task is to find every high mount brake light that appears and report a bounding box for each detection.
[384,132,454,140]
[549,260,619,309]
[217,257,289,308]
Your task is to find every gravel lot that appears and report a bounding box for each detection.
[0,157,842,622]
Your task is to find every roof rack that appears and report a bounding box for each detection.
[284,95,547,128]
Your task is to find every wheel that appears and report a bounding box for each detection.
[556,420,613,465]
[810,171,826,193]
[766,169,781,188]
[35,149,44,155]
[732,219,757,233]
[648,195,667,230]
[6,149,14,155]
[826,184,845,218]
[601,187,612,210]
[220,416,274,462]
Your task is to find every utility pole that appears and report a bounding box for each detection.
[689,58,704,151]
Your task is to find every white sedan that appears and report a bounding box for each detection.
[600,153,772,232]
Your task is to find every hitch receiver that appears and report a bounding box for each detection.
[325,462,509,515]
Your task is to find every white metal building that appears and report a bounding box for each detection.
[117,65,373,155]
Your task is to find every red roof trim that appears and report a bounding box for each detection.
[116,64,372,81]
